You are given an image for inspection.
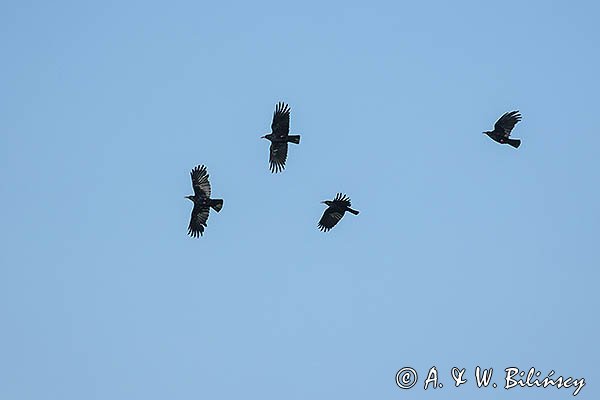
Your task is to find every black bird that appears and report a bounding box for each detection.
[261,102,301,173]
[318,193,359,232]
[184,165,223,238]
[483,110,522,148]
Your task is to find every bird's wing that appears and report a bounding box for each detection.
[332,193,352,208]
[191,165,211,198]
[318,207,345,232]
[271,102,290,138]
[269,141,288,173]
[494,111,522,137]
[188,204,210,238]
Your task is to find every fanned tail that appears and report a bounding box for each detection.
[210,199,224,212]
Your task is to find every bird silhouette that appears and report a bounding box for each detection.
[318,193,359,232]
[261,102,301,173]
[483,110,522,148]
[184,165,223,237]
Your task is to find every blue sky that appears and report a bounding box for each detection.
[1,1,598,399]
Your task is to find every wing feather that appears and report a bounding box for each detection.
[269,142,288,173]
[188,205,210,238]
[191,165,211,198]
[494,111,522,137]
[318,207,345,232]
[271,102,290,138]
[332,193,352,208]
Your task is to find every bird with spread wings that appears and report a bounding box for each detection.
[483,110,523,148]
[184,165,223,238]
[318,193,359,232]
[261,102,301,173]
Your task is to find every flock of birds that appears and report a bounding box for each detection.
[184,102,524,237]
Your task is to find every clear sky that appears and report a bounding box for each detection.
[1,1,598,399]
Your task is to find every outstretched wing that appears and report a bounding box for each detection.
[318,207,345,232]
[191,165,211,198]
[331,193,352,208]
[271,102,290,138]
[269,141,288,173]
[188,204,210,238]
[494,111,522,137]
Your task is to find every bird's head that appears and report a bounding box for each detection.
[482,130,491,136]
[185,195,194,202]
[261,133,270,140]
[321,200,333,206]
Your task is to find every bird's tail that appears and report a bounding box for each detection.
[210,199,224,212]
[347,208,360,215]
[288,135,301,144]
[506,138,521,149]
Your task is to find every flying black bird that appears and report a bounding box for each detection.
[483,110,522,148]
[318,193,359,232]
[184,165,223,238]
[261,102,301,173]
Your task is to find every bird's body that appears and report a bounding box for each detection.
[484,110,523,148]
[318,193,359,232]
[261,102,301,173]
[185,165,223,238]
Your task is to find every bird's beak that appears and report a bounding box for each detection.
[320,201,326,204]
[260,135,266,139]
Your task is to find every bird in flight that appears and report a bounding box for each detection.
[483,110,523,148]
[318,193,359,232]
[261,102,301,173]
[184,165,223,237]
